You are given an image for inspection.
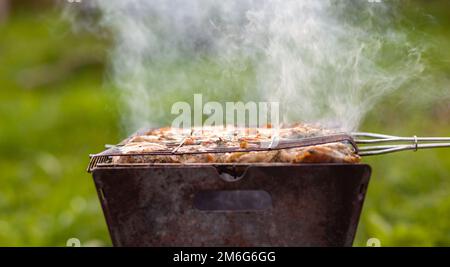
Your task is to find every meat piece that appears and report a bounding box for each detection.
[111,124,360,164]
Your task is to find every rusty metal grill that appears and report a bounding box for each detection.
[88,132,374,246]
[92,163,371,247]
[87,129,450,246]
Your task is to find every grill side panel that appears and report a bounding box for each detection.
[92,164,371,247]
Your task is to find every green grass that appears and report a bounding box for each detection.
[354,115,450,246]
[0,11,117,246]
[0,3,449,246]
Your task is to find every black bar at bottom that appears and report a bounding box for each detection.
[0,247,447,266]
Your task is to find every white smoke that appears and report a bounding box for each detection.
[64,0,425,133]
[245,1,424,130]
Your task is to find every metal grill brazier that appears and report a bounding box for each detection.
[88,131,450,246]
[89,159,371,246]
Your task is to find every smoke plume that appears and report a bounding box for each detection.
[64,0,425,133]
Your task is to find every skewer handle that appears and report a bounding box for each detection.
[352,132,450,156]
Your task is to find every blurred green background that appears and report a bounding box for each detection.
[0,0,449,246]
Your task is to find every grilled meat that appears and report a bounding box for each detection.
[112,124,360,164]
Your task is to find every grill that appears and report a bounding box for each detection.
[88,130,450,246]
